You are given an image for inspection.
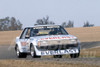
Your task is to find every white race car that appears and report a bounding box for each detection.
[15,25,80,58]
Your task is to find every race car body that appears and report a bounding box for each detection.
[15,25,80,58]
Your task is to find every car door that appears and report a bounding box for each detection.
[19,28,31,51]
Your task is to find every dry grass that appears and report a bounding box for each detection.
[80,47,100,58]
[0,60,99,67]
[0,30,21,45]
[0,26,100,45]
[66,26,100,42]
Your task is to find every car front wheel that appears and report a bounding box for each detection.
[16,45,27,58]
[30,45,41,58]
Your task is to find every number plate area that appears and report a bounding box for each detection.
[40,48,79,56]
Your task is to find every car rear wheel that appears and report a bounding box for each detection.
[30,45,41,58]
[53,55,62,58]
[16,46,27,58]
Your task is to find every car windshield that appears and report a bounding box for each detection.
[30,26,68,36]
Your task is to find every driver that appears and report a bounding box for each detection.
[49,28,57,35]
[34,29,39,36]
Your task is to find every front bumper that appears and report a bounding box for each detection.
[35,44,80,56]
[35,48,79,56]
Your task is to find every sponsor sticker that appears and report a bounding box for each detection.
[40,36,71,40]
[41,49,78,56]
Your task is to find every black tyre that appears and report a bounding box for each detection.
[53,55,62,58]
[30,45,41,58]
[70,53,80,58]
[16,45,27,58]
[70,50,80,58]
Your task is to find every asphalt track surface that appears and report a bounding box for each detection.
[0,41,100,59]
[0,41,100,66]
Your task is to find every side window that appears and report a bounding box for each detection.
[30,28,38,37]
[25,28,30,38]
[30,28,35,37]
[20,28,31,39]
[20,28,28,39]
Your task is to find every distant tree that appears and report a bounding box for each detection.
[0,17,10,31]
[9,17,16,30]
[61,20,74,28]
[83,21,94,27]
[61,22,67,28]
[0,17,23,31]
[66,20,74,28]
[36,19,44,25]
[16,20,23,30]
[35,16,55,25]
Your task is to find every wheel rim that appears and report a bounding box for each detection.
[16,47,20,56]
[31,47,34,57]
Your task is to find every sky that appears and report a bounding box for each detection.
[0,0,100,28]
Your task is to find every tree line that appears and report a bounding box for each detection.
[35,16,94,28]
[0,17,22,31]
[0,16,94,31]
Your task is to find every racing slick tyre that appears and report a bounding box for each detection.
[53,55,62,58]
[70,50,80,58]
[30,45,41,58]
[15,45,27,58]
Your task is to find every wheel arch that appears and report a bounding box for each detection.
[30,43,34,50]
[30,43,37,53]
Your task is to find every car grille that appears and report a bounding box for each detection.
[40,39,77,46]
[36,44,77,51]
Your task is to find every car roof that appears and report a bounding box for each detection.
[25,25,61,28]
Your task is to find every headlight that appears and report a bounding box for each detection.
[37,41,48,46]
[70,39,78,44]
